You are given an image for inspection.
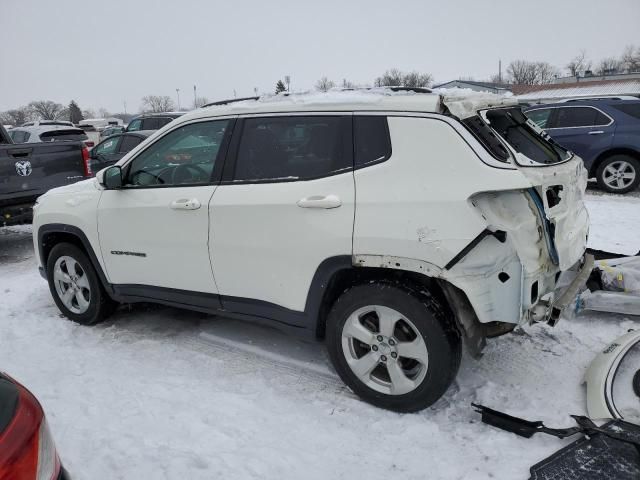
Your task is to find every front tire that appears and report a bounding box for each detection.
[326,282,461,412]
[46,243,116,325]
[596,155,640,194]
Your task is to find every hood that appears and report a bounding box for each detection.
[40,178,99,198]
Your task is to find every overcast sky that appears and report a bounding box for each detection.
[1,0,638,113]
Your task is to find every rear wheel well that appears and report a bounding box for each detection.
[315,267,460,340]
[590,148,640,177]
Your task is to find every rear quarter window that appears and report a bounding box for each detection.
[354,116,391,168]
[611,103,640,120]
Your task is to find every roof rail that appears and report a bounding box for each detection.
[202,96,260,108]
[561,95,639,103]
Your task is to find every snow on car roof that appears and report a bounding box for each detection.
[182,88,443,120]
[178,87,517,123]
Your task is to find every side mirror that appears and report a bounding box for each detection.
[102,165,123,189]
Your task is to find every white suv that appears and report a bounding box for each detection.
[33,89,592,412]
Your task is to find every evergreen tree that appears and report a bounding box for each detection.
[275,80,286,94]
[68,100,84,124]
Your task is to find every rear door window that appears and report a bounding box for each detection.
[233,116,351,182]
[118,135,143,153]
[142,118,161,130]
[525,109,552,128]
[551,107,610,128]
[354,116,391,167]
[485,107,570,166]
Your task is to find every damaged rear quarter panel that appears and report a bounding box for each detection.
[353,114,589,327]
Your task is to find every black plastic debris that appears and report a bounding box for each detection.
[472,404,640,480]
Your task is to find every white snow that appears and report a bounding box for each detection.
[585,192,640,255]
[0,191,638,479]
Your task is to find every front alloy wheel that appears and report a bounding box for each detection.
[53,256,91,314]
[46,242,116,325]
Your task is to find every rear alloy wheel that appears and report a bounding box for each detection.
[327,283,461,412]
[46,243,116,325]
[596,155,640,194]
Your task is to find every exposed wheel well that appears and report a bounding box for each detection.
[589,148,640,177]
[315,267,462,337]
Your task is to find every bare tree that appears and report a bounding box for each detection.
[98,107,111,118]
[402,71,433,88]
[621,45,640,73]
[141,95,175,113]
[315,76,336,92]
[507,60,559,85]
[536,62,560,84]
[0,106,35,126]
[82,109,96,119]
[341,78,355,89]
[29,100,65,120]
[375,68,432,88]
[375,68,404,87]
[566,50,592,77]
[193,96,209,108]
[596,57,622,75]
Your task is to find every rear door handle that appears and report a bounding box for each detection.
[170,198,201,210]
[297,194,342,209]
[588,130,604,135]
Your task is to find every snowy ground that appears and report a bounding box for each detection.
[0,191,638,480]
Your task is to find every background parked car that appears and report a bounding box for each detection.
[525,98,640,194]
[125,112,183,132]
[89,130,152,171]
[0,372,69,479]
[99,125,125,141]
[8,125,94,147]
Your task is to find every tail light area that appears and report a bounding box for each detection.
[0,377,61,480]
[81,146,93,177]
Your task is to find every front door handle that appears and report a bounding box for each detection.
[588,130,604,135]
[170,198,201,210]
[297,194,342,209]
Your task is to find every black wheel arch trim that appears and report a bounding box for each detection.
[38,223,113,293]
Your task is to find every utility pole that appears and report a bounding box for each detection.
[123,101,127,115]
[498,60,502,83]
[176,88,181,110]
[285,75,291,92]
[193,85,197,108]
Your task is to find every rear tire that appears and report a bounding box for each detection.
[326,282,461,412]
[46,243,117,325]
[596,155,640,194]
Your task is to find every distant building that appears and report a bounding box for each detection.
[432,80,512,95]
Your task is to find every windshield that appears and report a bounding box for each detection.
[484,107,570,166]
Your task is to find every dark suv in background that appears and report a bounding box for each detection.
[525,98,640,194]
[125,112,183,132]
